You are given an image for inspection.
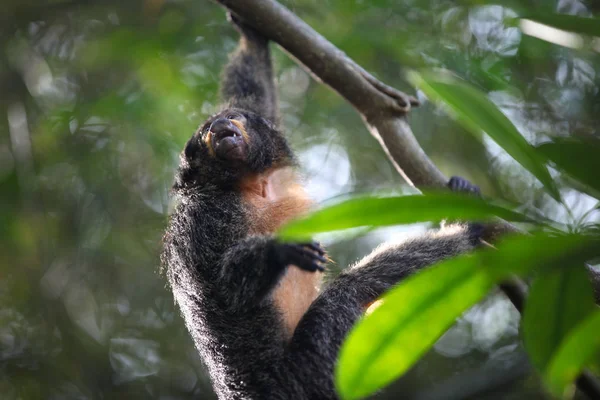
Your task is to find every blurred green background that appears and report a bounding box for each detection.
[1,0,599,398]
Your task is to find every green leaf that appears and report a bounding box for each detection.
[408,71,560,201]
[522,266,596,372]
[335,255,494,400]
[545,311,600,398]
[335,233,600,400]
[537,138,600,199]
[278,193,530,241]
[521,14,600,38]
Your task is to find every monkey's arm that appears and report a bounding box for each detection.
[285,224,481,395]
[221,15,279,123]
[218,237,325,310]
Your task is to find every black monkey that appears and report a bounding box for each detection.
[162,16,482,400]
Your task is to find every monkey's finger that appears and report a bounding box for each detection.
[448,176,480,196]
[313,262,326,272]
[299,258,325,272]
[289,245,328,264]
[286,245,327,272]
[312,253,328,264]
[408,95,420,106]
[293,258,325,273]
[303,242,326,255]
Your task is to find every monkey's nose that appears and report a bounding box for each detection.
[209,118,240,141]
[209,118,246,161]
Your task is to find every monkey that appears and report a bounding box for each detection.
[161,14,484,400]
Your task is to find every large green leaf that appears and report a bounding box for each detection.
[278,193,530,241]
[522,266,596,372]
[335,255,494,400]
[537,138,600,199]
[521,14,600,38]
[545,311,600,398]
[335,233,600,400]
[409,71,560,201]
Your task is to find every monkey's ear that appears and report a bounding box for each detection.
[259,116,276,130]
[184,138,200,160]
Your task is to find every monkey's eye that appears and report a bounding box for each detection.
[198,124,210,136]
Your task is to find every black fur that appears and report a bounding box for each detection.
[222,14,279,124]
[162,15,483,400]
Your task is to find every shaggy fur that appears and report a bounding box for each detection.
[162,16,482,400]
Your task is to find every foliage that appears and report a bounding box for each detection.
[279,192,532,240]
[409,71,560,200]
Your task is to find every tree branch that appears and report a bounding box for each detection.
[210,0,600,396]
[214,0,517,241]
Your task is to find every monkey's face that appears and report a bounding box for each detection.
[175,109,293,190]
[200,111,250,162]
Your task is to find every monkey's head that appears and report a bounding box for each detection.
[174,108,294,191]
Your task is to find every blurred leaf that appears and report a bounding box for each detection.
[279,193,531,240]
[483,234,600,279]
[336,233,600,399]
[335,255,494,400]
[409,71,560,201]
[521,14,600,38]
[537,138,600,199]
[523,266,596,371]
[545,311,600,398]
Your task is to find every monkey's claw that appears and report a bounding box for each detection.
[466,222,485,246]
[448,176,480,196]
[276,242,327,272]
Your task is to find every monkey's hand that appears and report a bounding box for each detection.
[218,238,325,309]
[227,12,268,45]
[274,242,327,272]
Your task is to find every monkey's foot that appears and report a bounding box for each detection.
[447,176,481,196]
[275,242,327,272]
[358,68,420,113]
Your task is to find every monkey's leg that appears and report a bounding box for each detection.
[217,237,326,310]
[221,13,279,123]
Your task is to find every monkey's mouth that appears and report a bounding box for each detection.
[211,126,247,162]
